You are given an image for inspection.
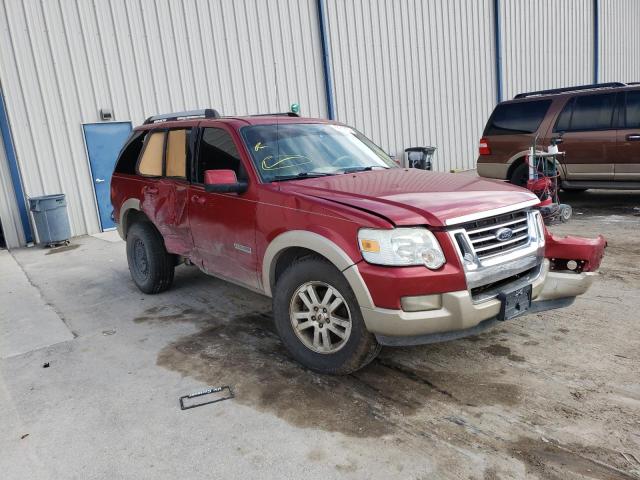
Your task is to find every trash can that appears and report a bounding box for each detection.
[404,146,436,170]
[28,194,71,246]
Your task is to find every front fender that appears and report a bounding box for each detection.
[261,230,375,309]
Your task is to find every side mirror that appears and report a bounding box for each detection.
[204,169,248,194]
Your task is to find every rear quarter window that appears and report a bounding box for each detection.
[484,100,551,136]
[114,131,146,174]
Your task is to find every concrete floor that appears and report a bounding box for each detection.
[1,190,639,480]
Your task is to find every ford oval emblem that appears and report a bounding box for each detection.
[495,227,514,242]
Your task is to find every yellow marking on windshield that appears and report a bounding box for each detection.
[254,142,268,151]
[261,155,312,170]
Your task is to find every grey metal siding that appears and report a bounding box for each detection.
[0,0,327,239]
[599,0,640,83]
[324,0,497,171]
[499,0,594,100]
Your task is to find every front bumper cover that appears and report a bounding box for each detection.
[357,263,596,346]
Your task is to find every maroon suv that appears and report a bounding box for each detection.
[111,109,605,374]
[477,82,640,189]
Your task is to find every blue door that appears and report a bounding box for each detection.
[83,122,132,230]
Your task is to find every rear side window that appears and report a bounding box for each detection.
[114,131,146,174]
[165,129,191,179]
[625,91,640,128]
[138,131,165,176]
[557,93,616,132]
[484,100,551,135]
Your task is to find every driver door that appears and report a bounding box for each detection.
[188,125,259,289]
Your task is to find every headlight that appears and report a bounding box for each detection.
[358,228,446,269]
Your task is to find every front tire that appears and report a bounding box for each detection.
[126,222,175,294]
[273,257,381,374]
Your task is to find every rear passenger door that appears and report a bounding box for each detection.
[188,125,259,289]
[615,90,640,181]
[137,128,194,256]
[552,93,617,180]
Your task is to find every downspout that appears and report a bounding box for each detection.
[316,0,336,119]
[593,0,599,83]
[493,0,503,103]
[0,88,32,243]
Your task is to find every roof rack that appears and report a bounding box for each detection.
[246,112,300,117]
[143,109,221,124]
[513,82,627,99]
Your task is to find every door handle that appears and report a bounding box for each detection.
[95,178,105,183]
[191,195,206,205]
[626,133,640,141]
[144,186,159,195]
[551,137,564,145]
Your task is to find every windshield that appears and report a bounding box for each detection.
[240,123,396,182]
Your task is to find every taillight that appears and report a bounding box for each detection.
[478,137,491,155]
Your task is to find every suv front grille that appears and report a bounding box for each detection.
[458,210,530,259]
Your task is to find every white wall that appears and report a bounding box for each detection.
[499,0,594,100]
[325,0,497,171]
[599,0,640,83]
[0,0,327,240]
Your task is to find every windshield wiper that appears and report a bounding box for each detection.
[341,166,389,174]
[271,171,337,182]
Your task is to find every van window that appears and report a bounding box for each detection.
[196,128,246,183]
[165,129,191,179]
[554,98,574,132]
[484,100,551,136]
[138,131,165,176]
[114,131,146,174]
[567,93,616,131]
[625,91,640,128]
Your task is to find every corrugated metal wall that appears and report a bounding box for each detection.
[599,0,640,83]
[0,0,326,240]
[499,0,594,100]
[324,0,497,171]
[0,128,25,248]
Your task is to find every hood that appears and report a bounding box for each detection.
[278,169,539,227]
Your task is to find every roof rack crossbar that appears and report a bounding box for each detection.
[514,82,627,99]
[143,108,221,124]
[247,112,300,117]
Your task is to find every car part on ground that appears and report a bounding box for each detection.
[179,386,234,410]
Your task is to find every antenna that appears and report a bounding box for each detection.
[274,58,280,185]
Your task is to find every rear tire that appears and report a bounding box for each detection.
[509,162,529,187]
[126,222,175,294]
[273,257,381,374]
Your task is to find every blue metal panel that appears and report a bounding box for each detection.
[317,0,336,119]
[593,0,599,83]
[493,0,503,102]
[83,122,132,230]
[0,89,32,243]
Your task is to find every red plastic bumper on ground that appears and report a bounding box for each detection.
[544,230,607,272]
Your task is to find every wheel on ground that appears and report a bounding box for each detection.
[273,257,381,374]
[509,162,529,187]
[126,221,175,294]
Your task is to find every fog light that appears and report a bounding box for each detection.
[401,294,442,312]
[421,248,445,270]
[567,260,578,271]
